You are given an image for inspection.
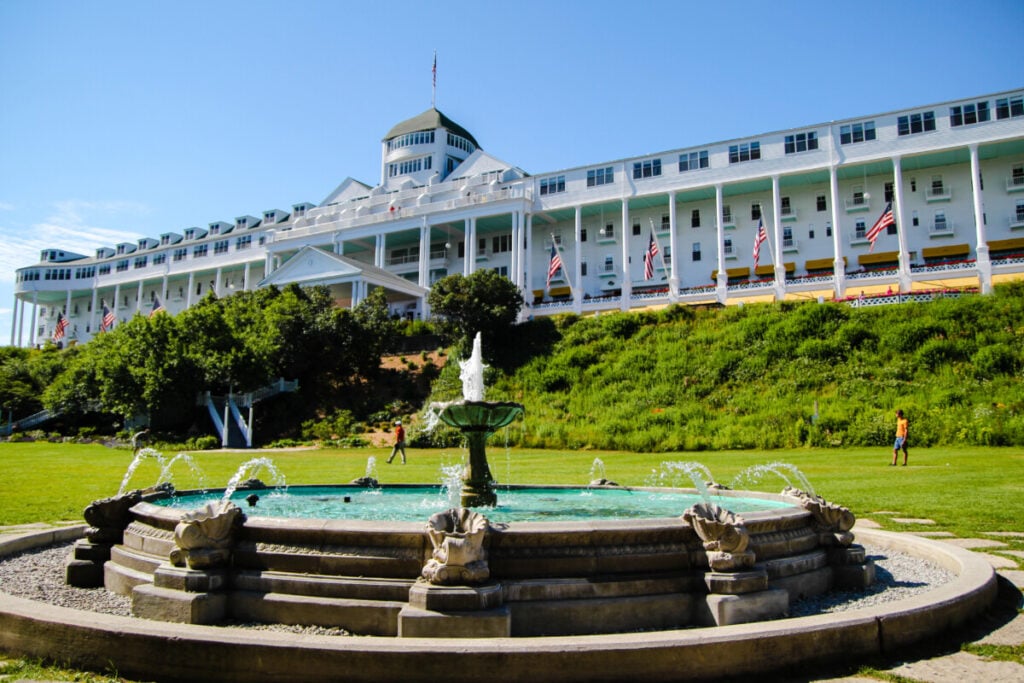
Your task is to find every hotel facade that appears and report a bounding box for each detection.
[11,89,1024,346]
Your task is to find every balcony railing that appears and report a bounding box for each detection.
[925,186,952,202]
[1011,212,1024,230]
[844,196,870,212]
[929,220,955,236]
[1005,175,1024,192]
[782,238,799,252]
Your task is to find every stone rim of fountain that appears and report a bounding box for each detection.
[0,524,999,683]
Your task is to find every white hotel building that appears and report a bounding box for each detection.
[11,89,1024,346]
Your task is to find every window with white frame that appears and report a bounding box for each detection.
[1015,199,1024,222]
[722,205,733,224]
[692,242,701,261]
[728,142,760,163]
[587,166,614,187]
[603,255,614,272]
[388,155,433,177]
[839,121,876,144]
[633,159,662,179]
[723,238,733,255]
[691,209,700,228]
[679,150,709,172]
[950,102,990,127]
[751,203,762,220]
[193,244,208,258]
[173,248,187,262]
[213,240,229,255]
[996,96,1024,120]
[898,111,936,135]
[540,175,566,195]
[236,235,252,250]
[817,195,827,212]
[855,219,867,239]
[784,131,818,154]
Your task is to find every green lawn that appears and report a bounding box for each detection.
[1,442,1021,545]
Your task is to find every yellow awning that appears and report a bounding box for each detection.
[712,267,750,281]
[857,251,899,265]
[548,286,572,297]
[754,262,795,276]
[922,244,970,259]
[988,237,1024,252]
[805,256,847,271]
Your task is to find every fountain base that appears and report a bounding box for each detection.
[398,605,511,638]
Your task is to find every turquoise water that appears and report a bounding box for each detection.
[155,486,794,523]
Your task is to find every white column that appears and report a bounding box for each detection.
[668,191,679,300]
[510,212,519,288]
[892,156,912,293]
[524,213,533,295]
[112,284,121,323]
[264,251,274,276]
[969,144,992,293]
[463,219,476,276]
[135,280,144,316]
[573,205,583,313]
[418,220,430,288]
[214,267,223,297]
[333,233,343,255]
[27,293,38,347]
[186,272,194,307]
[771,175,786,300]
[375,234,386,268]
[9,295,18,346]
[715,183,727,304]
[65,289,72,321]
[243,263,251,292]
[620,199,631,310]
[89,288,99,338]
[161,275,169,304]
[829,166,846,299]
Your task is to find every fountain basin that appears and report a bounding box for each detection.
[437,401,524,432]
[0,524,998,683]
[101,485,864,638]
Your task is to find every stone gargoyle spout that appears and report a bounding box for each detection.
[170,501,244,570]
[681,502,755,571]
[421,507,490,585]
[783,487,856,547]
[83,490,143,544]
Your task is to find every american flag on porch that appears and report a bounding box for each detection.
[52,312,68,342]
[752,218,768,269]
[643,231,659,280]
[149,296,165,318]
[865,202,895,253]
[546,242,564,288]
[100,302,115,332]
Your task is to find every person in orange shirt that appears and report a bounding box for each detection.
[891,409,909,466]
[386,420,407,465]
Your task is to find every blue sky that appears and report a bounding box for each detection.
[2,0,1022,341]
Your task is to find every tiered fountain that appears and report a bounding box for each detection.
[435,333,523,507]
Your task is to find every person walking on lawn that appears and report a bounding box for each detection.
[386,420,407,464]
[891,409,909,466]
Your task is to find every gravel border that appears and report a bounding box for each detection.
[0,540,955,635]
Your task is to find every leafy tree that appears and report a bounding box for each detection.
[427,270,523,359]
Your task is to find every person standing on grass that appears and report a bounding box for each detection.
[891,410,909,466]
[386,420,407,464]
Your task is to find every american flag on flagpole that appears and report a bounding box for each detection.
[149,296,165,318]
[52,312,68,342]
[100,302,115,332]
[546,242,564,288]
[643,231,660,280]
[865,202,895,253]
[752,218,768,269]
[431,51,437,107]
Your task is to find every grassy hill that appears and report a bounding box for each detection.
[426,281,1024,452]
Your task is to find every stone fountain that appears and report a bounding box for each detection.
[435,333,523,507]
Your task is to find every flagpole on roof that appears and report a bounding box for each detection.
[431,51,437,109]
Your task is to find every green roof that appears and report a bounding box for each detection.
[383,108,479,148]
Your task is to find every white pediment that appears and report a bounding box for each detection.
[448,150,524,182]
[260,246,362,287]
[321,177,374,206]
